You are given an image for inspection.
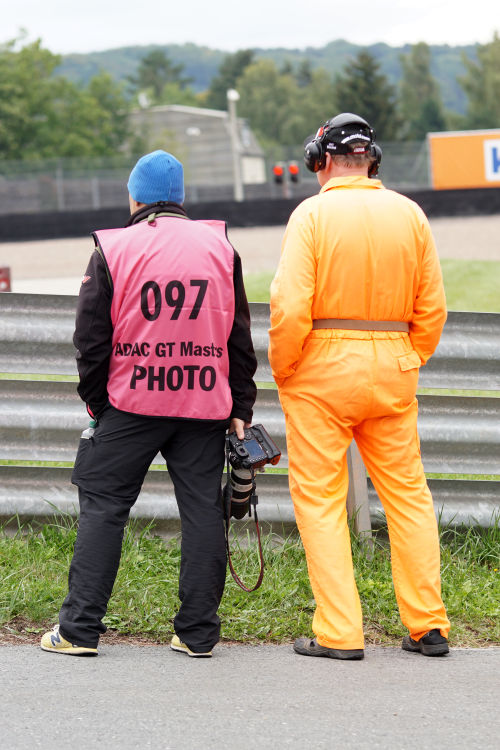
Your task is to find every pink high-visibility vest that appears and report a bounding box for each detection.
[94,215,235,419]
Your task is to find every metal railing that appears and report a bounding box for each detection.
[0,294,499,530]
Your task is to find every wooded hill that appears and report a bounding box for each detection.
[57,39,477,115]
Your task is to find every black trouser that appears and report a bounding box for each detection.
[59,405,228,652]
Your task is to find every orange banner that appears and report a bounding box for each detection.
[428,130,500,190]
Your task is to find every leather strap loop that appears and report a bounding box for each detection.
[223,457,264,593]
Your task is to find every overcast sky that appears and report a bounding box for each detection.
[2,0,498,54]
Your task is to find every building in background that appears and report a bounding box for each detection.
[0,105,268,215]
[128,104,266,202]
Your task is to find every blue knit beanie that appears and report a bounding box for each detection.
[127,150,185,205]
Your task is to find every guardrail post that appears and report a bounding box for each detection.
[346,441,373,548]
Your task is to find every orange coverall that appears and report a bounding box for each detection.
[269,175,450,650]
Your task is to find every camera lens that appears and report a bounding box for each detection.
[230,467,253,503]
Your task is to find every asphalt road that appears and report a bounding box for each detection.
[2,214,500,295]
[1,643,499,749]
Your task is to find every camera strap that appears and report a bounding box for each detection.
[223,452,265,593]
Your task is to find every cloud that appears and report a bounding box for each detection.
[3,0,499,54]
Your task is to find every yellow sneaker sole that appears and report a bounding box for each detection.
[41,643,98,656]
[41,629,98,656]
[170,634,212,657]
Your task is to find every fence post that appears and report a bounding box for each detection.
[90,177,100,210]
[346,441,373,547]
[56,165,65,211]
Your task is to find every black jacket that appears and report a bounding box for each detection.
[73,203,257,423]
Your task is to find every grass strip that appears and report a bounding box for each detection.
[244,259,500,312]
[440,259,500,313]
[1,516,498,647]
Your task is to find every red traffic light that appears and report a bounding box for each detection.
[288,162,300,182]
[272,164,284,183]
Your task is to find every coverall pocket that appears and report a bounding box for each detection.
[396,350,421,372]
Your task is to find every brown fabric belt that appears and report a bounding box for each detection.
[312,318,410,332]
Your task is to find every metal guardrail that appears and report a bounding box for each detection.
[1,380,499,474]
[0,294,499,529]
[249,306,500,391]
[0,294,77,375]
[0,466,497,530]
[1,296,499,391]
[0,380,288,468]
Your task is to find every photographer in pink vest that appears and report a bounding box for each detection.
[41,151,257,658]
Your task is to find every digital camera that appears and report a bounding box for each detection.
[224,424,281,520]
[226,424,281,471]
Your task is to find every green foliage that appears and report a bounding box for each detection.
[297,67,338,135]
[236,60,300,147]
[439,520,500,644]
[127,49,195,105]
[334,51,399,140]
[56,40,475,117]
[295,59,314,88]
[57,43,225,93]
[399,42,448,139]
[459,31,500,129]
[0,37,131,160]
[87,72,129,145]
[1,518,498,645]
[0,38,61,159]
[0,34,498,165]
[237,59,336,147]
[204,49,255,110]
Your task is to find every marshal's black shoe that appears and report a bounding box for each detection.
[402,629,449,657]
[293,637,364,660]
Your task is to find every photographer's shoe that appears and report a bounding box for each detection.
[170,634,212,658]
[40,625,98,656]
[402,629,449,656]
[293,637,364,660]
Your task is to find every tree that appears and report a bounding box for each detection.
[294,68,338,140]
[0,38,131,160]
[84,72,130,153]
[236,60,298,146]
[399,42,447,139]
[236,59,309,148]
[235,59,338,149]
[0,38,62,160]
[204,49,254,110]
[295,59,314,88]
[459,31,500,129]
[334,50,399,140]
[128,49,192,103]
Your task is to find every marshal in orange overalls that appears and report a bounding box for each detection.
[269,175,450,650]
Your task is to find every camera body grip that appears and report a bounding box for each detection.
[226,423,281,470]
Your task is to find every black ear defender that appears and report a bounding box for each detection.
[368,143,382,178]
[304,112,377,173]
[304,137,327,173]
